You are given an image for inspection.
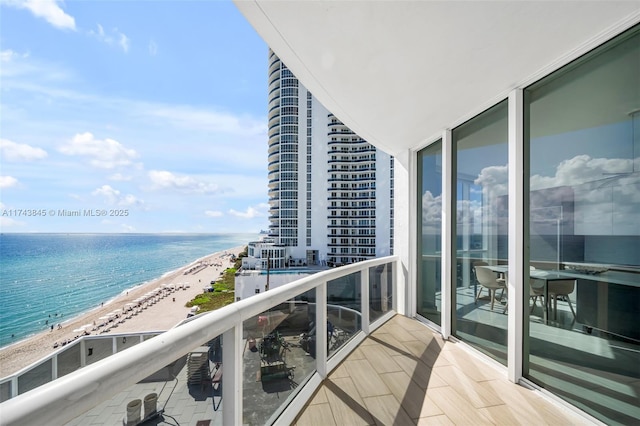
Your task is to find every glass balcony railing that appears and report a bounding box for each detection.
[0,256,398,426]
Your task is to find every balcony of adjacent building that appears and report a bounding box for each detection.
[268,160,280,172]
[268,63,280,77]
[0,257,590,426]
[268,128,280,139]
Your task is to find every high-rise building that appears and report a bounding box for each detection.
[247,50,394,269]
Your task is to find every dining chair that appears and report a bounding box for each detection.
[530,276,576,322]
[474,265,506,311]
[530,278,545,313]
[471,260,488,300]
[548,279,577,321]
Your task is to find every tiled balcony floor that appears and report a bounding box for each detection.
[294,315,590,425]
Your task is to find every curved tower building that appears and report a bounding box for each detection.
[260,49,393,269]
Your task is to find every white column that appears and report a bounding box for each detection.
[508,89,525,383]
[223,325,243,425]
[441,129,453,339]
[395,152,412,317]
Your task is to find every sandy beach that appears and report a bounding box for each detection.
[0,245,245,378]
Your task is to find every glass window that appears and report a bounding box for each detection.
[417,140,442,324]
[525,25,640,424]
[452,100,509,364]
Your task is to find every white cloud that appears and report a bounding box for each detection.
[0,138,48,161]
[59,132,139,169]
[1,49,29,64]
[4,0,76,31]
[205,210,223,217]
[119,32,130,53]
[108,173,132,181]
[91,184,142,206]
[88,24,130,53]
[142,104,266,136]
[148,40,158,56]
[148,170,222,194]
[0,176,19,188]
[0,216,25,228]
[228,206,264,219]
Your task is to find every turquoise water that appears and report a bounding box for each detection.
[0,233,258,348]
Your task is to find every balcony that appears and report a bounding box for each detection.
[0,257,584,426]
[294,315,584,425]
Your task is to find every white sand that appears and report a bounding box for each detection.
[0,246,245,377]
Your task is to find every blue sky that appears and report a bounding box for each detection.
[0,0,269,233]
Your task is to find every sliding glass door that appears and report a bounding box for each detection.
[525,26,640,423]
[417,140,442,325]
[452,101,509,364]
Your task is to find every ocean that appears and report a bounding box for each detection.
[0,233,258,349]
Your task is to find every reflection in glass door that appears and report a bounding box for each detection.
[452,101,509,365]
[417,140,442,325]
[525,25,640,424]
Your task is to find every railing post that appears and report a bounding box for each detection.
[52,355,58,381]
[80,340,86,368]
[316,281,327,378]
[362,267,370,335]
[223,325,243,425]
[11,377,18,398]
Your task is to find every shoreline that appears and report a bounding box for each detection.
[0,245,245,378]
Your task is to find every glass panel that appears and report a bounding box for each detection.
[68,335,223,425]
[417,140,442,324]
[327,272,362,357]
[369,262,394,323]
[453,100,509,365]
[525,25,640,424]
[85,337,114,365]
[0,380,11,403]
[56,342,81,378]
[18,359,52,394]
[116,335,141,352]
[242,290,316,425]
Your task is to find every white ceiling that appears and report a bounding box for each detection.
[236,1,640,158]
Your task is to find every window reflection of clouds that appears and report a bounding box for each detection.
[428,153,640,236]
[530,154,639,235]
[420,190,441,232]
[531,155,637,190]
